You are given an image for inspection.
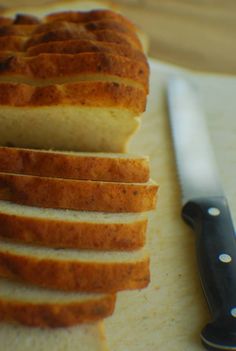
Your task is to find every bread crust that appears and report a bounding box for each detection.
[34,19,136,37]
[24,40,146,62]
[0,28,140,51]
[27,28,141,49]
[45,10,137,31]
[0,20,137,40]
[0,250,150,292]
[0,81,146,112]
[0,173,158,212]
[0,36,24,51]
[0,53,149,90]
[0,292,116,327]
[0,211,147,250]
[0,147,150,182]
[0,25,35,37]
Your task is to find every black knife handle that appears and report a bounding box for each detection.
[182,196,236,350]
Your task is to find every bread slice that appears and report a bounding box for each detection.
[0,201,147,250]
[0,53,148,91]
[0,321,109,351]
[0,81,145,152]
[0,172,158,212]
[25,39,147,61]
[0,239,149,292]
[1,39,146,65]
[0,28,140,51]
[0,147,150,182]
[0,277,116,327]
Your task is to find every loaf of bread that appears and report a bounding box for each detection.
[0,277,115,327]
[0,9,149,152]
[0,5,154,350]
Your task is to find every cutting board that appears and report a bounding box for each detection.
[105,59,236,351]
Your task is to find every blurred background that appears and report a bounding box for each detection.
[0,0,236,74]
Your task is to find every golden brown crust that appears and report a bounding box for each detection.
[0,53,149,90]
[34,19,136,37]
[0,250,150,292]
[0,173,158,213]
[0,147,150,182]
[26,39,146,61]
[0,20,136,39]
[25,28,141,50]
[0,25,35,37]
[13,14,40,25]
[0,17,13,26]
[0,30,139,52]
[0,212,147,250]
[0,36,24,51]
[45,10,137,32]
[0,293,116,327]
[0,81,146,112]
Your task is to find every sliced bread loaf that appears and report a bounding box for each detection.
[0,321,109,351]
[0,172,158,212]
[0,277,115,327]
[0,147,149,182]
[0,201,147,250]
[0,239,149,292]
[0,81,145,152]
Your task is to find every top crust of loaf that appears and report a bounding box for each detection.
[0,20,137,41]
[25,39,147,61]
[45,10,137,30]
[0,31,139,53]
[0,10,137,30]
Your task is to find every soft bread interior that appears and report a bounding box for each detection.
[0,106,141,152]
[0,278,107,302]
[0,200,147,223]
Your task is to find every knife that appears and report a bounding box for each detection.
[167,77,236,351]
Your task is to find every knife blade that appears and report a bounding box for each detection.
[167,77,236,351]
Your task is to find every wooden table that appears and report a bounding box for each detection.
[1,0,236,74]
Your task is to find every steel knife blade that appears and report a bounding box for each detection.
[167,77,236,351]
